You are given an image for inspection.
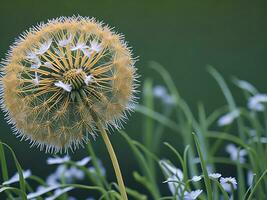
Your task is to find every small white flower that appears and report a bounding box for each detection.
[159,160,183,179]
[90,40,101,53]
[45,187,74,200]
[191,175,202,182]
[27,185,59,199]
[65,166,85,182]
[2,169,31,185]
[184,189,202,200]
[209,173,222,179]
[76,157,91,166]
[233,79,257,94]
[54,81,72,92]
[217,110,240,126]
[84,74,93,85]
[153,85,167,98]
[47,156,70,165]
[58,34,73,47]
[248,94,267,112]
[226,144,247,163]
[163,95,176,105]
[36,39,52,55]
[220,177,237,192]
[32,72,40,86]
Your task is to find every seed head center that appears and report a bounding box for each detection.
[63,69,86,90]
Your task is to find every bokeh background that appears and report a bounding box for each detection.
[0,0,267,197]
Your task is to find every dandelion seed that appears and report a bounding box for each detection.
[36,39,53,55]
[226,144,247,163]
[32,72,40,86]
[90,40,101,53]
[184,190,203,200]
[31,57,41,69]
[84,74,93,85]
[2,169,31,185]
[248,94,267,111]
[54,81,72,92]
[44,61,53,68]
[209,173,222,179]
[0,16,138,152]
[220,177,237,192]
[191,175,202,182]
[58,34,73,47]
[217,110,240,126]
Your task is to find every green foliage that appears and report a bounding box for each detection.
[1,63,267,199]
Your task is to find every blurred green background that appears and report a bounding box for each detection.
[0,0,267,196]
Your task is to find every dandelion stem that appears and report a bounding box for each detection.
[97,122,128,200]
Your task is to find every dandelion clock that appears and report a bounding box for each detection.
[0,16,139,200]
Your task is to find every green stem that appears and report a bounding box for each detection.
[97,122,128,200]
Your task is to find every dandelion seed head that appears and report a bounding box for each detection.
[0,16,138,153]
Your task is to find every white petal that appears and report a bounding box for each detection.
[54,81,72,92]
[27,185,59,199]
[153,85,167,98]
[234,79,257,94]
[191,175,202,182]
[76,157,91,166]
[217,110,240,127]
[248,94,267,112]
[36,39,52,55]
[45,187,74,200]
[209,173,222,179]
[2,169,31,185]
[47,156,70,165]
[184,189,203,200]
[220,177,237,192]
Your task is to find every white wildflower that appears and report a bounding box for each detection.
[2,169,31,185]
[27,185,59,199]
[226,144,247,163]
[84,74,93,85]
[36,39,52,55]
[90,40,101,53]
[233,79,257,94]
[220,177,237,192]
[217,110,240,126]
[47,156,70,165]
[153,85,167,98]
[45,187,74,200]
[54,81,72,92]
[209,173,222,179]
[191,175,202,182]
[58,34,73,47]
[248,94,267,112]
[76,157,91,166]
[184,189,202,200]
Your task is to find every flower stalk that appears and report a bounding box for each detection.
[97,121,128,200]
